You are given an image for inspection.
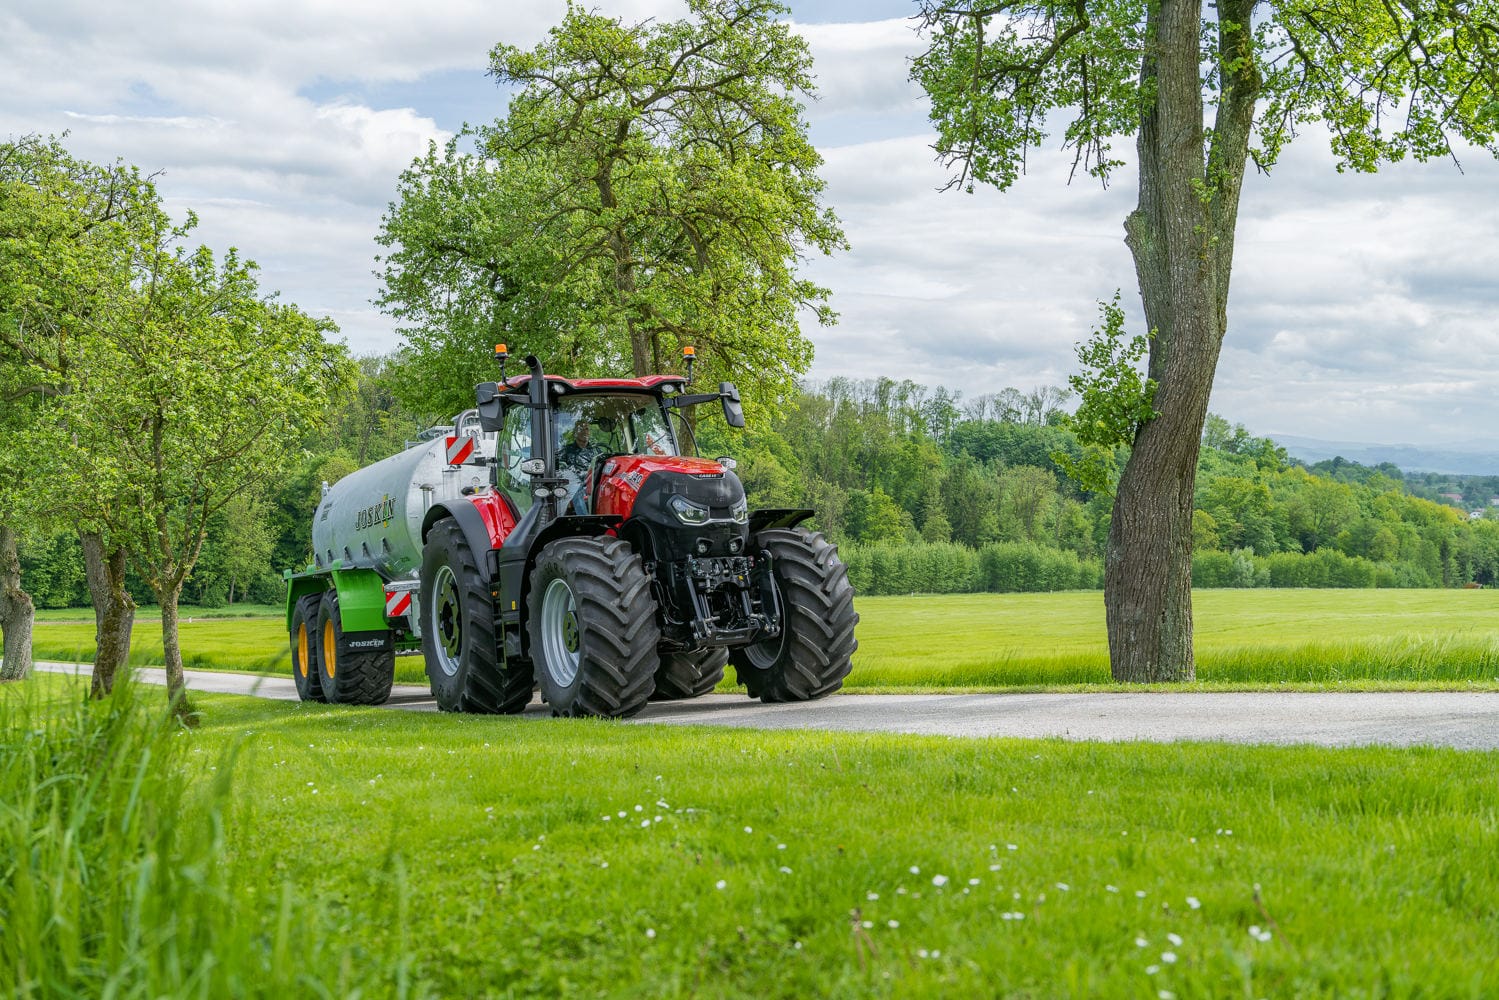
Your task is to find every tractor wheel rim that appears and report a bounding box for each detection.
[430,564,462,678]
[297,623,309,678]
[540,578,581,688]
[744,626,785,671]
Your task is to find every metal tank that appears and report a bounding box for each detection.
[310,412,494,581]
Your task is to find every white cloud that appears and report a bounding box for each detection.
[6,1,1499,445]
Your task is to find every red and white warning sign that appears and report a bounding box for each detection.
[445,435,475,466]
[385,589,412,618]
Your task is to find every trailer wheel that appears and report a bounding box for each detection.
[729,529,858,702]
[528,537,660,718]
[289,594,326,703]
[651,648,728,700]
[421,517,531,714]
[315,590,395,706]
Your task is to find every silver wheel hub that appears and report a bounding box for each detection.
[540,577,581,688]
[430,564,462,678]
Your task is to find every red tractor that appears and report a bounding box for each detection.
[285,348,858,718]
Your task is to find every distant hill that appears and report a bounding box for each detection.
[1270,434,1499,475]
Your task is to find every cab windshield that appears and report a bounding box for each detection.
[498,392,678,516]
[555,394,678,463]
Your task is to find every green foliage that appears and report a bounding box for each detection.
[379,0,844,416]
[0,136,155,536]
[0,677,422,995]
[64,227,356,614]
[1054,293,1158,495]
[842,541,1100,596]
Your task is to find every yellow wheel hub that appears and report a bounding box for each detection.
[322,618,336,678]
[296,623,309,678]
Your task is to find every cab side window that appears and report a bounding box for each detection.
[498,403,534,514]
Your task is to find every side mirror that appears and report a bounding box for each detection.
[719,381,745,428]
[475,382,503,432]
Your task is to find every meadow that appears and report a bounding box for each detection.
[20,589,1499,690]
[3,671,1495,997]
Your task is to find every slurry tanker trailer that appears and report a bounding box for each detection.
[284,348,858,718]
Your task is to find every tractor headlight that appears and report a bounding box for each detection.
[731,498,748,524]
[668,495,709,525]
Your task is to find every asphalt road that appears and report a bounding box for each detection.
[34,661,1499,749]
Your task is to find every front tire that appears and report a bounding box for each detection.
[729,529,858,702]
[528,537,660,718]
[651,648,728,700]
[420,518,531,713]
[289,594,326,703]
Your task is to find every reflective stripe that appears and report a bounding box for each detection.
[445,435,475,465]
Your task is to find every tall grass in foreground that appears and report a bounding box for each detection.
[0,677,427,997]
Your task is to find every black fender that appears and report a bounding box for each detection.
[749,508,815,535]
[423,501,501,583]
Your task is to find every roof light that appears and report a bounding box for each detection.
[682,345,696,358]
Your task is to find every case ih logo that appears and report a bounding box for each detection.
[356,495,396,531]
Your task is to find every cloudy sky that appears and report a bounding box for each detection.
[5,0,1497,446]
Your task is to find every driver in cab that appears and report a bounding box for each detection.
[558,419,603,514]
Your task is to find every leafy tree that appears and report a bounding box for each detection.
[380,0,845,416]
[0,136,153,684]
[914,0,1499,680]
[62,214,354,710]
[191,493,277,607]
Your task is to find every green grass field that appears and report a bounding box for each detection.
[19,589,1499,690]
[5,672,1495,997]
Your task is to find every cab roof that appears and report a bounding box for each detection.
[500,374,688,392]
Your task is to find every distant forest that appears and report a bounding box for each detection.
[18,360,1499,606]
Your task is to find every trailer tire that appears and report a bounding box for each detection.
[729,529,858,702]
[289,594,326,703]
[315,591,395,705]
[651,648,728,700]
[421,518,531,714]
[529,537,660,718]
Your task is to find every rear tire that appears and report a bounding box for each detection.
[420,517,531,714]
[315,590,395,705]
[651,648,728,700]
[729,529,858,702]
[289,594,326,703]
[528,537,659,718]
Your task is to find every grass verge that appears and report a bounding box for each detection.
[21,589,1499,690]
[9,672,1496,997]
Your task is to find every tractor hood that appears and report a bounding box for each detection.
[594,454,745,524]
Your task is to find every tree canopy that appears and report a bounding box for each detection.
[378,0,845,417]
[0,136,353,701]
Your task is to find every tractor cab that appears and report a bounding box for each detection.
[495,388,684,517]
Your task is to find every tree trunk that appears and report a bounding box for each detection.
[158,583,196,721]
[0,524,35,682]
[81,531,136,698]
[1108,0,1216,682]
[1107,0,1259,682]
